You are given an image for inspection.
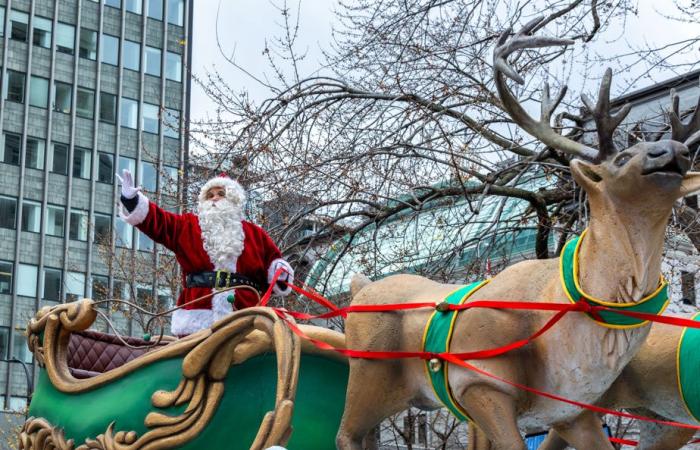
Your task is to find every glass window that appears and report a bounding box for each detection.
[113,280,127,300]
[73,147,92,179]
[123,40,140,71]
[26,137,45,170]
[0,261,12,294]
[98,152,113,183]
[144,46,161,76]
[147,0,163,20]
[10,10,28,42]
[76,87,95,119]
[29,75,49,108]
[105,0,121,7]
[0,197,16,230]
[5,70,26,103]
[0,328,7,359]
[21,200,41,233]
[138,231,153,252]
[116,220,132,248]
[33,16,52,48]
[65,272,85,301]
[118,156,136,175]
[142,103,159,134]
[101,34,119,66]
[53,82,72,114]
[51,142,68,174]
[94,213,111,242]
[17,264,37,297]
[69,209,88,241]
[3,133,21,165]
[43,268,62,301]
[56,22,75,55]
[46,205,65,237]
[0,7,5,38]
[125,0,142,14]
[120,98,138,129]
[165,51,181,82]
[167,0,184,26]
[92,275,109,301]
[99,92,117,123]
[79,28,98,60]
[13,330,32,363]
[140,161,157,191]
[163,108,180,139]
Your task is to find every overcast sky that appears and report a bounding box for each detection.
[190,0,699,121]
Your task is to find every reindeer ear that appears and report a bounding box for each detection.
[570,159,603,190]
[680,172,700,198]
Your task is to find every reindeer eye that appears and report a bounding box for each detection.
[614,153,632,167]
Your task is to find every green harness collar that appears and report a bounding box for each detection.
[560,229,669,328]
[677,313,700,423]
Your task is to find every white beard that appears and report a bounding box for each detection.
[198,198,245,272]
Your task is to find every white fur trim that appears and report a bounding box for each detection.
[199,177,246,206]
[119,192,150,226]
[268,258,294,296]
[211,291,235,322]
[171,308,213,336]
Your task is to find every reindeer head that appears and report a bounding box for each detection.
[493,17,700,218]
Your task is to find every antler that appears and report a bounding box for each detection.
[669,78,700,148]
[494,16,598,161]
[580,69,631,161]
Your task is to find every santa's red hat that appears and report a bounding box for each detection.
[199,174,246,206]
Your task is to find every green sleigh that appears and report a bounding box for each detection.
[20,299,349,450]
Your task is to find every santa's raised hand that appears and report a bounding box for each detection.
[116,169,141,199]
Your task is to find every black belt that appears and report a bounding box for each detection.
[185,271,262,292]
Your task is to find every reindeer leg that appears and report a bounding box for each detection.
[537,430,568,450]
[551,410,613,450]
[458,386,525,450]
[336,360,412,450]
[632,410,695,450]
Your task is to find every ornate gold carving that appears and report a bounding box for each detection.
[76,423,137,449]
[19,417,75,450]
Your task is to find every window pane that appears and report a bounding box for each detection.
[17,264,37,297]
[113,280,127,300]
[54,82,72,113]
[3,133,21,165]
[26,137,45,170]
[165,51,181,82]
[98,153,114,183]
[46,205,65,237]
[5,71,25,103]
[29,76,49,108]
[105,0,121,7]
[140,161,157,191]
[167,0,184,26]
[101,34,119,66]
[0,261,12,294]
[116,220,132,248]
[69,210,88,241]
[33,16,52,48]
[65,272,85,301]
[92,275,109,301]
[147,0,163,20]
[99,92,117,123]
[13,331,32,363]
[79,28,98,60]
[43,268,62,301]
[0,328,7,359]
[163,108,179,139]
[77,87,95,119]
[118,156,136,177]
[56,22,75,55]
[144,46,161,76]
[125,0,142,14]
[142,103,159,134]
[0,8,5,38]
[21,201,41,233]
[0,197,16,230]
[10,10,28,42]
[123,40,140,71]
[138,231,153,251]
[73,148,92,179]
[94,213,112,242]
[51,142,68,174]
[120,98,138,129]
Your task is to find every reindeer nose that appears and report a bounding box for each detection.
[642,141,690,175]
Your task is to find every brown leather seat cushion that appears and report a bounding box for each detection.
[68,330,169,378]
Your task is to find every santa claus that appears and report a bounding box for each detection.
[117,169,294,336]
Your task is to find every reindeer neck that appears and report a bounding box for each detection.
[576,209,670,303]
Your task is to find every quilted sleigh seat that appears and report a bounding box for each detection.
[67,330,170,379]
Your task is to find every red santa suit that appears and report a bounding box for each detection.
[119,176,293,336]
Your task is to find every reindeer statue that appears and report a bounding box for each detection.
[335,18,700,450]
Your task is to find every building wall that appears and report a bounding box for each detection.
[0,0,191,413]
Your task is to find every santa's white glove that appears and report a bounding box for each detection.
[116,169,141,199]
[268,259,294,296]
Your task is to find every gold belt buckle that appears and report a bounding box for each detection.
[214,271,222,290]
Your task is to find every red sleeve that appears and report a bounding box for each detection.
[136,201,190,253]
